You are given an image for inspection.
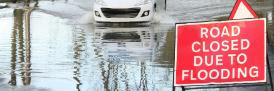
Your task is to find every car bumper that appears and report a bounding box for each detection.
[93,3,155,23]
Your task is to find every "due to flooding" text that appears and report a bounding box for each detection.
[182,25,259,81]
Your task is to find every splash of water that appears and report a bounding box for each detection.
[77,12,95,24]
[152,10,176,24]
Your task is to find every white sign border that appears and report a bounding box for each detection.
[174,18,267,86]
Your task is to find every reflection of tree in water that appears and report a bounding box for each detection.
[22,8,32,85]
[138,61,148,91]
[96,35,152,91]
[91,26,176,90]
[99,61,110,91]
[8,8,32,86]
[8,9,23,86]
[72,26,89,91]
[99,61,133,91]
[122,64,130,91]
[110,62,119,91]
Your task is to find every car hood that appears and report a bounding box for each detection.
[102,0,143,7]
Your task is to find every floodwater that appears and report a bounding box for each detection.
[0,0,273,91]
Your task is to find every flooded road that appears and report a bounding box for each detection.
[0,0,273,91]
[0,7,175,91]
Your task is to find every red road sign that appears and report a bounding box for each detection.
[175,18,266,86]
[229,0,258,20]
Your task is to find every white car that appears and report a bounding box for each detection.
[93,0,156,23]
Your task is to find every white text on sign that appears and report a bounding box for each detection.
[182,25,258,81]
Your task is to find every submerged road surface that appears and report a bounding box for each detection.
[0,0,273,91]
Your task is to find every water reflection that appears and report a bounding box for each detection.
[8,9,21,86]
[8,8,32,86]
[1,4,174,91]
[91,25,174,91]
[24,23,174,91]
[72,26,87,91]
[23,7,32,86]
[0,0,273,90]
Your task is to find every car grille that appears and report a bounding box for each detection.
[101,8,140,18]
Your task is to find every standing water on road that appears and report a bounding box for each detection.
[0,4,175,91]
[0,0,273,91]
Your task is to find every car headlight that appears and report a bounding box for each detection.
[95,0,106,6]
[135,0,153,6]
